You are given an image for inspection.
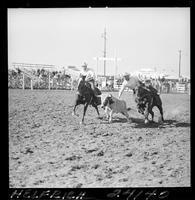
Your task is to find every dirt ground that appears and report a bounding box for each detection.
[9,89,190,188]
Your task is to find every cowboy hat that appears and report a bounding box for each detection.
[123,72,130,77]
[81,62,88,67]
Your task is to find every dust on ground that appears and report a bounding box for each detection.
[9,89,190,187]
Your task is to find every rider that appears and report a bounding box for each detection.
[77,62,100,104]
[118,72,141,99]
[78,62,95,89]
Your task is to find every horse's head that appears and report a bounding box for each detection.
[134,85,148,101]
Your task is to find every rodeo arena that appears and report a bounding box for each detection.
[9,60,190,188]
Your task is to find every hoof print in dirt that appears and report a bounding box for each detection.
[75,183,83,188]
[23,148,34,154]
[151,151,158,156]
[97,150,104,156]
[65,155,82,161]
[103,132,110,136]
[85,148,98,153]
[92,164,100,169]
[80,121,85,125]
[125,152,133,157]
[159,180,163,184]
[119,178,129,182]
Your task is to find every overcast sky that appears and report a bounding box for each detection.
[8,8,190,77]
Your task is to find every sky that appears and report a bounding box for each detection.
[8,8,190,77]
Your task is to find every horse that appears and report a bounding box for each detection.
[134,85,164,124]
[72,77,102,124]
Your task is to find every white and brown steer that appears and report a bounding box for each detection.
[101,94,132,123]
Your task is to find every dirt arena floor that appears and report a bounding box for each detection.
[9,89,190,188]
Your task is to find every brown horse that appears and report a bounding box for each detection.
[134,85,164,124]
[72,77,102,124]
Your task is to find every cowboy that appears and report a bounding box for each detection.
[118,72,142,99]
[77,62,95,90]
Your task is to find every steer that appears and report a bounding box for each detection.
[101,94,132,123]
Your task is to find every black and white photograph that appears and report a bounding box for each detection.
[8,7,190,188]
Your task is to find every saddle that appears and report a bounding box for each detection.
[78,80,101,96]
[77,80,101,105]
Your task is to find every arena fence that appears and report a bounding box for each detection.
[8,70,190,94]
[176,83,186,93]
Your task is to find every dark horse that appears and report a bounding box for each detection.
[134,85,164,124]
[72,77,102,124]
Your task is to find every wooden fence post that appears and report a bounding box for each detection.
[31,79,33,90]
[22,73,25,90]
[48,72,50,90]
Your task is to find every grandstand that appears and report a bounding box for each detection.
[11,63,56,90]
[8,63,190,94]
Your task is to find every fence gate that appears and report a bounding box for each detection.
[176,83,186,93]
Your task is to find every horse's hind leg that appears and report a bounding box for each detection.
[148,108,154,122]
[144,103,150,124]
[72,106,77,116]
[157,104,164,122]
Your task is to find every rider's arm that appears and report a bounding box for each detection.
[78,73,83,85]
[118,80,127,99]
[78,72,83,79]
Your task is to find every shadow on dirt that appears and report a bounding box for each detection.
[99,117,128,124]
[132,119,190,129]
[163,119,190,127]
[92,116,190,128]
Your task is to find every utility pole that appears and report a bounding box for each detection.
[179,50,182,78]
[102,27,107,76]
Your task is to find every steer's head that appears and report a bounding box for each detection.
[101,94,115,109]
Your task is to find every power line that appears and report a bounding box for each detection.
[102,27,107,76]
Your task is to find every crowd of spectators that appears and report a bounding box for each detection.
[8,68,190,94]
[8,68,71,89]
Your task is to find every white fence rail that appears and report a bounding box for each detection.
[176,83,186,93]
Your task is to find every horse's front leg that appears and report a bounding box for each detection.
[72,102,79,117]
[93,104,101,118]
[72,95,80,116]
[80,102,89,125]
[144,103,150,124]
